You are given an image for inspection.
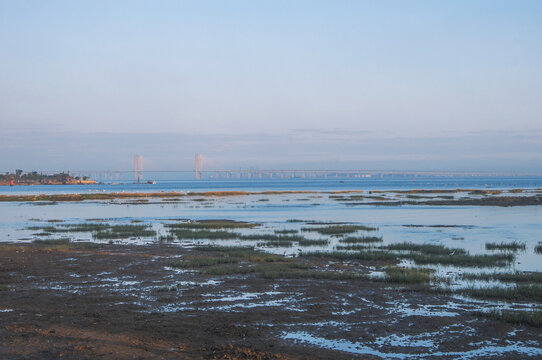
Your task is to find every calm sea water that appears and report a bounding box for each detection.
[1,175,542,195]
[1,176,541,274]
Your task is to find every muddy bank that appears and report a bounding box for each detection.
[1,243,540,359]
[358,196,542,207]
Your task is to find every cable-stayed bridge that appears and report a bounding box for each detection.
[59,169,539,182]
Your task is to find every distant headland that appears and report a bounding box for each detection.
[0,170,95,186]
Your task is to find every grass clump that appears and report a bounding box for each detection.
[301,250,398,262]
[27,223,110,233]
[384,242,466,256]
[302,224,378,236]
[462,272,542,283]
[380,242,513,267]
[339,236,383,244]
[485,241,526,251]
[384,266,433,284]
[166,220,258,229]
[335,244,373,251]
[260,240,294,247]
[480,310,542,327]
[192,245,288,263]
[274,229,298,234]
[461,284,542,302]
[158,235,175,243]
[93,225,156,239]
[170,229,238,240]
[297,239,330,246]
[408,253,514,267]
[240,234,305,241]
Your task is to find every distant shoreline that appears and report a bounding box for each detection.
[0,189,540,206]
[0,180,96,186]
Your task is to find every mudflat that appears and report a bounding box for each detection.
[0,243,538,359]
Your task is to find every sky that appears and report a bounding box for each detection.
[1,1,541,172]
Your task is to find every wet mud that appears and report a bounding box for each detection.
[0,243,540,359]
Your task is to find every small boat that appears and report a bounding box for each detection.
[146,180,156,185]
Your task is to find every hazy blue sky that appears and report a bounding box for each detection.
[1,1,541,171]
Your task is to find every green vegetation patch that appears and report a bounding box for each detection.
[178,248,367,280]
[301,224,378,236]
[460,285,542,302]
[92,224,156,239]
[485,241,526,251]
[274,229,299,234]
[260,240,294,247]
[192,245,289,263]
[297,239,330,246]
[407,252,514,267]
[27,223,110,233]
[384,266,433,284]
[480,310,542,327]
[170,229,239,240]
[335,244,373,251]
[301,250,398,262]
[239,234,305,241]
[462,272,542,283]
[339,236,383,244]
[384,242,466,256]
[166,220,258,229]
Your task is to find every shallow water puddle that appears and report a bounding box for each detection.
[282,331,542,359]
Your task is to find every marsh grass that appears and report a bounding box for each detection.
[301,224,378,236]
[166,220,258,229]
[92,225,156,239]
[192,245,289,263]
[460,285,542,301]
[301,250,398,261]
[384,266,433,284]
[407,253,514,267]
[260,240,294,247]
[170,229,238,240]
[297,239,330,246]
[339,236,383,244]
[335,244,373,251]
[158,235,175,243]
[462,272,542,283]
[27,223,110,233]
[176,252,367,280]
[480,310,542,327]
[27,222,158,240]
[240,234,305,241]
[384,242,466,256]
[485,241,526,251]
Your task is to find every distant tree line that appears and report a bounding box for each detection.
[0,170,72,184]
